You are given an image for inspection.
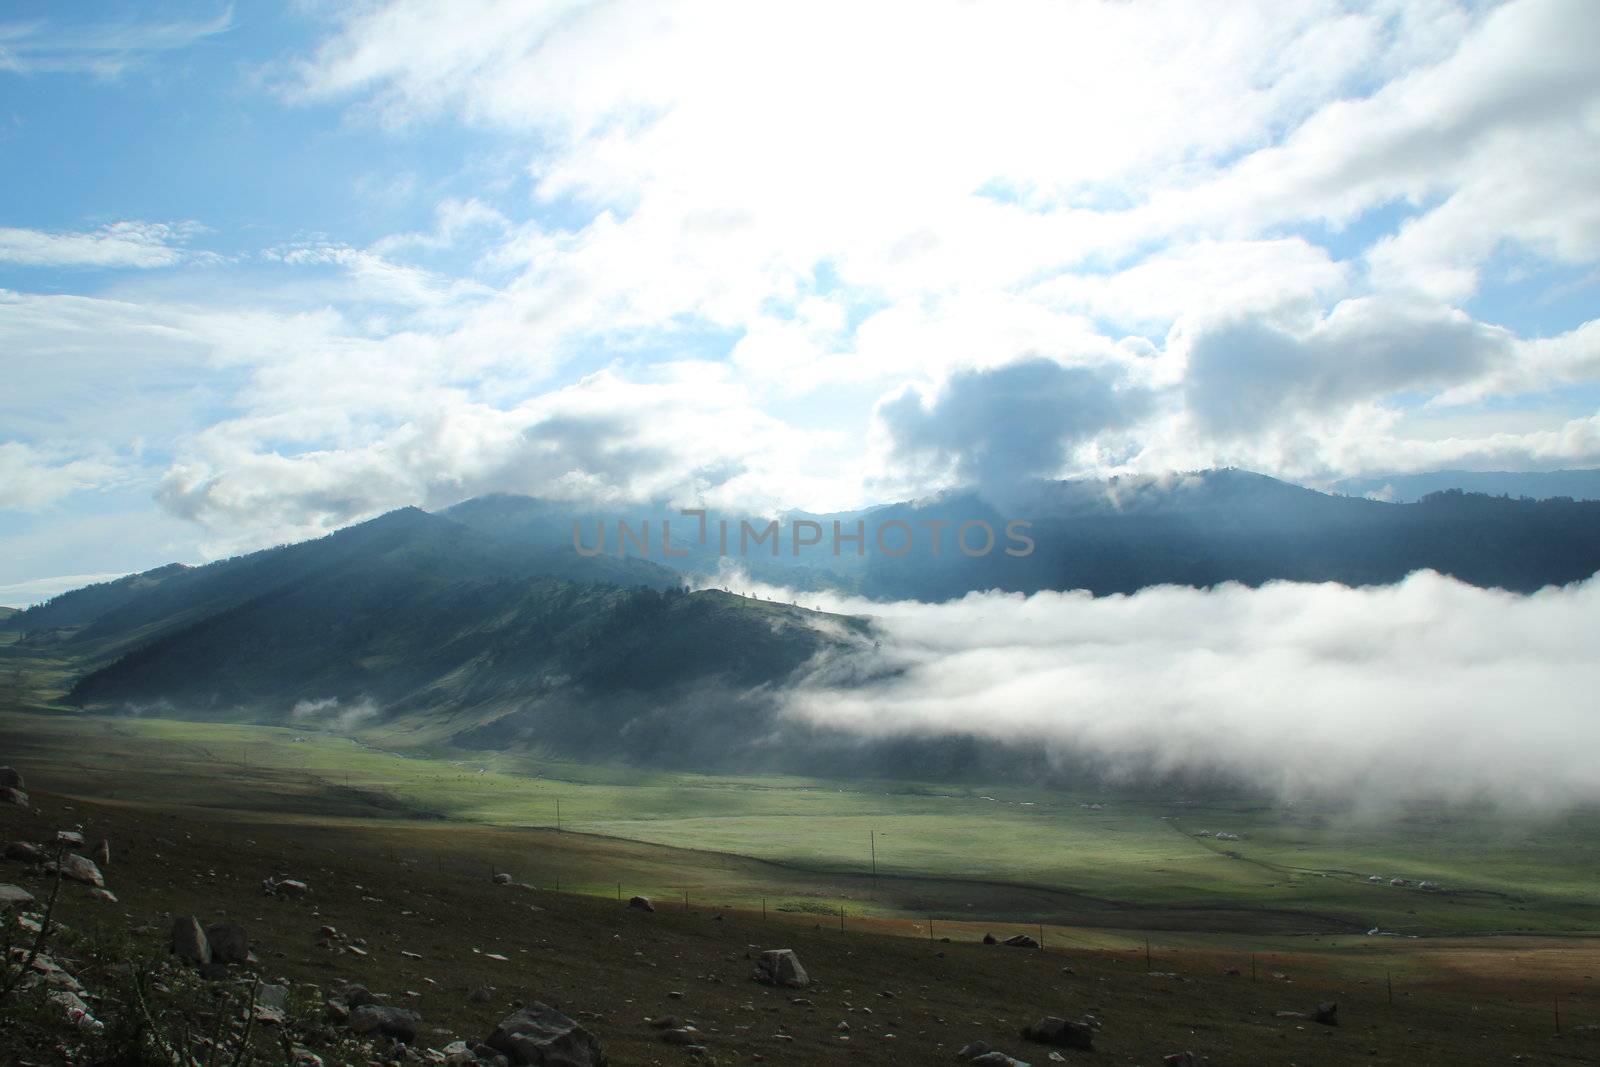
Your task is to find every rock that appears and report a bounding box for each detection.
[958,1040,994,1059]
[87,888,118,903]
[0,767,22,789]
[469,985,494,1004]
[1311,1002,1339,1026]
[171,916,212,964]
[627,895,654,912]
[982,933,998,945]
[50,990,104,1033]
[1021,1017,1094,1050]
[255,983,289,1012]
[56,830,85,848]
[344,983,378,1008]
[1164,1053,1205,1066]
[661,1028,699,1045]
[1002,934,1040,948]
[351,1004,422,1042]
[486,1003,606,1066]
[443,1041,477,1067]
[207,922,251,964]
[264,876,310,896]
[649,1015,682,1029]
[0,787,29,807]
[753,948,810,989]
[0,883,36,907]
[493,873,512,885]
[96,839,111,868]
[198,962,232,982]
[49,853,104,888]
[971,1054,1030,1066]
[325,998,350,1023]
[4,841,41,862]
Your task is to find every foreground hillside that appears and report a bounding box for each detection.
[3,770,1597,1065]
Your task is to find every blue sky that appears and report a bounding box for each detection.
[3,0,1600,605]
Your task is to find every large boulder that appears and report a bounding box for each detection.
[627,895,654,912]
[0,787,28,807]
[1002,934,1040,948]
[0,884,36,907]
[0,767,22,789]
[350,1005,421,1043]
[171,916,212,964]
[206,922,250,964]
[51,853,104,888]
[753,948,810,989]
[1021,1016,1095,1050]
[4,841,41,862]
[1311,1002,1338,1026]
[486,1003,606,1066]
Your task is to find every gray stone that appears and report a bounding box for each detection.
[1002,934,1040,948]
[0,767,22,789]
[753,948,809,989]
[207,922,250,964]
[50,853,104,888]
[1021,1017,1094,1050]
[1311,1002,1338,1026]
[4,841,41,862]
[971,1054,1030,1067]
[171,916,211,964]
[0,787,29,807]
[486,1003,606,1066]
[627,895,654,912]
[493,873,512,885]
[344,983,377,1008]
[351,1004,421,1042]
[0,883,35,907]
[96,839,111,868]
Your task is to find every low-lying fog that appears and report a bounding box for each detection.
[718,568,1600,809]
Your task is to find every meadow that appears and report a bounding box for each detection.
[3,709,1598,944]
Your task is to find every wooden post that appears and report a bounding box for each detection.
[556,797,561,833]
[684,889,689,911]
[929,918,934,942]
[1144,937,1151,971]
[1038,923,1045,949]
[839,904,845,932]
[761,897,766,920]
[616,882,622,901]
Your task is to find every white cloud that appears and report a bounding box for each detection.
[0,7,232,78]
[781,570,1600,807]
[0,221,207,269]
[0,441,126,509]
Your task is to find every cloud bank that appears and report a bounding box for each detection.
[776,570,1600,809]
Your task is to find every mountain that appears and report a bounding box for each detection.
[3,508,865,764]
[441,469,1600,600]
[1331,468,1600,503]
[13,467,1600,774]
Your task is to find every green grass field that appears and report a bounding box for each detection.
[5,709,1599,943]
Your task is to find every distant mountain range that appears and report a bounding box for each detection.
[1330,468,1600,503]
[6,467,1600,771]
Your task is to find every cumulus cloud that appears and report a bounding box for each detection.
[1181,298,1514,439]
[778,571,1600,808]
[879,359,1154,488]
